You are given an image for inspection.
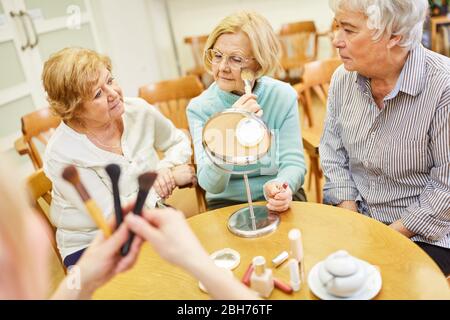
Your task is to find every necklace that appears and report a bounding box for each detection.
[86,132,122,150]
[79,120,122,150]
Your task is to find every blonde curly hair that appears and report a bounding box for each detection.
[42,47,112,121]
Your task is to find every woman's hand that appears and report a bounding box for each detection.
[264,182,292,212]
[125,208,210,272]
[389,219,415,238]
[125,208,259,300]
[56,204,143,299]
[232,93,263,117]
[154,168,176,199]
[337,200,358,212]
[171,164,197,187]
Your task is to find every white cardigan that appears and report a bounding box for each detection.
[43,97,192,259]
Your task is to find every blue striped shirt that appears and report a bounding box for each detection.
[320,45,450,249]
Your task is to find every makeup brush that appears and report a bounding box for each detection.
[121,171,158,256]
[105,164,123,230]
[62,165,112,238]
[241,68,255,95]
[241,68,263,117]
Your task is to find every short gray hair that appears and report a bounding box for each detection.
[329,0,429,50]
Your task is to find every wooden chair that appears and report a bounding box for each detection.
[278,21,319,83]
[139,75,207,213]
[14,108,61,170]
[26,169,65,271]
[293,58,342,203]
[184,34,213,88]
[294,58,342,128]
[317,21,339,58]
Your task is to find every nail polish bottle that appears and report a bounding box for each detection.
[250,256,274,298]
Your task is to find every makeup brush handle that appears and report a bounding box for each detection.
[122,189,150,256]
[85,200,111,237]
[121,232,135,256]
[133,189,150,215]
[244,80,252,95]
[112,185,123,228]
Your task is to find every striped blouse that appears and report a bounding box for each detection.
[319,44,450,249]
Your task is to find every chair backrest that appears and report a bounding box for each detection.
[184,34,209,69]
[138,75,204,131]
[139,76,207,213]
[293,58,342,128]
[26,169,64,269]
[184,34,214,88]
[278,21,318,74]
[301,57,342,91]
[21,108,61,169]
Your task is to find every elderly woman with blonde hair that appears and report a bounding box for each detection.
[42,47,195,267]
[320,0,450,275]
[187,11,307,211]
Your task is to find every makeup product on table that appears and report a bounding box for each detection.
[121,171,157,256]
[250,256,274,298]
[105,164,123,230]
[62,165,111,237]
[272,250,289,268]
[273,277,293,294]
[289,228,305,281]
[241,263,254,286]
[209,248,240,270]
[289,258,301,291]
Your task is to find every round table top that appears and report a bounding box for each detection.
[94,202,450,300]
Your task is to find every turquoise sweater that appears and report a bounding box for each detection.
[187,76,306,204]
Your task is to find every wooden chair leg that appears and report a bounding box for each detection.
[307,162,313,191]
[195,186,207,213]
[303,89,314,128]
[310,154,322,203]
[312,85,327,105]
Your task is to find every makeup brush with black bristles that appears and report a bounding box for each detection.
[121,171,158,256]
[62,165,112,238]
[105,164,123,230]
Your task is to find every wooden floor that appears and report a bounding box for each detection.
[46,94,328,297]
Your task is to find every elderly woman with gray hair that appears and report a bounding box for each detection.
[320,0,450,275]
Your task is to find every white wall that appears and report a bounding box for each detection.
[88,0,335,94]
[89,0,165,96]
[166,0,335,75]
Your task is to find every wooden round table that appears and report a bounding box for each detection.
[94,202,450,300]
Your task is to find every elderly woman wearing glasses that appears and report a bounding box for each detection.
[187,11,306,211]
[320,0,450,275]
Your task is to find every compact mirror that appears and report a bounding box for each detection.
[209,248,241,270]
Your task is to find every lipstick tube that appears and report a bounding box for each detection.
[241,263,254,286]
[289,258,301,291]
[273,277,293,294]
[288,228,304,262]
[272,250,289,268]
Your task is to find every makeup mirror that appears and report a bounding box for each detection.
[202,109,280,237]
